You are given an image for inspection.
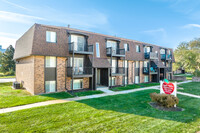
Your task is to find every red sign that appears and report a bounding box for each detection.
[162,82,174,94]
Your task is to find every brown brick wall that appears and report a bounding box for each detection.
[57,57,66,92]
[16,56,35,95]
[128,61,134,84]
[66,77,71,90]
[132,61,135,83]
[34,56,45,94]
[140,61,144,83]
[83,77,89,88]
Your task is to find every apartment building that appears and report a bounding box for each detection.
[14,24,174,95]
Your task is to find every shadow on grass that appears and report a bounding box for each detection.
[78,89,200,123]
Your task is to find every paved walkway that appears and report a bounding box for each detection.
[0,80,195,114]
[0,78,15,83]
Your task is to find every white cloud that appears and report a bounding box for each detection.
[0,32,19,38]
[2,0,30,11]
[182,24,200,29]
[0,36,16,49]
[0,11,46,24]
[143,28,166,34]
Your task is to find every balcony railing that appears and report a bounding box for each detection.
[68,42,93,54]
[144,52,158,59]
[150,67,158,74]
[106,47,125,57]
[67,67,93,77]
[166,54,172,60]
[143,67,149,74]
[160,54,166,60]
[166,67,172,72]
[111,67,125,76]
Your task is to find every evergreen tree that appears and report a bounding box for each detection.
[1,45,15,74]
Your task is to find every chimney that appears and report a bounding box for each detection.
[68,24,70,28]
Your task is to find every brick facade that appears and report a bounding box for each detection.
[57,57,66,92]
[16,56,35,94]
[140,61,144,83]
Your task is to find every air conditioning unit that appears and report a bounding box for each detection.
[13,82,21,89]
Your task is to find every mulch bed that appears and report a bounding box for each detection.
[149,102,184,112]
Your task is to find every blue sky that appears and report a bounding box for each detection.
[1,0,200,49]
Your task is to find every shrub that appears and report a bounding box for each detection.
[4,69,15,76]
[193,70,200,77]
[150,92,179,108]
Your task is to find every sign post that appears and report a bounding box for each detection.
[160,80,177,107]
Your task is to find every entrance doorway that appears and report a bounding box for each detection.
[96,68,109,87]
[160,68,164,80]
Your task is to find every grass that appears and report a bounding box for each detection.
[173,73,193,80]
[0,72,15,79]
[0,75,15,79]
[1,89,200,132]
[110,82,160,91]
[0,82,104,109]
[178,82,200,95]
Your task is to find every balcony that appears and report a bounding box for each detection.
[144,52,158,59]
[166,67,172,72]
[150,67,158,74]
[143,67,149,74]
[111,67,125,76]
[68,42,93,55]
[160,54,166,60]
[166,54,172,60]
[106,47,125,57]
[67,67,93,78]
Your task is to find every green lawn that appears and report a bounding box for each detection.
[1,89,200,132]
[110,82,160,91]
[178,82,200,95]
[0,75,15,79]
[0,82,104,109]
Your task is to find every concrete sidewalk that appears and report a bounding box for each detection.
[0,80,194,114]
[0,78,15,83]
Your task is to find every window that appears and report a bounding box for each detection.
[96,42,100,58]
[71,34,86,51]
[46,56,56,67]
[112,58,117,73]
[144,76,148,83]
[136,45,140,52]
[72,79,83,90]
[70,58,84,74]
[135,76,139,84]
[109,77,116,86]
[144,47,150,53]
[168,74,171,80]
[160,49,165,54]
[107,40,117,54]
[135,61,139,68]
[124,43,129,51]
[46,31,56,43]
[144,61,148,67]
[124,60,128,68]
[45,81,56,93]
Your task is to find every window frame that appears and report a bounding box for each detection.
[46,31,57,43]
[96,42,100,58]
[144,76,149,83]
[45,56,56,68]
[124,43,129,51]
[45,81,56,93]
[136,45,141,53]
[71,79,83,90]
